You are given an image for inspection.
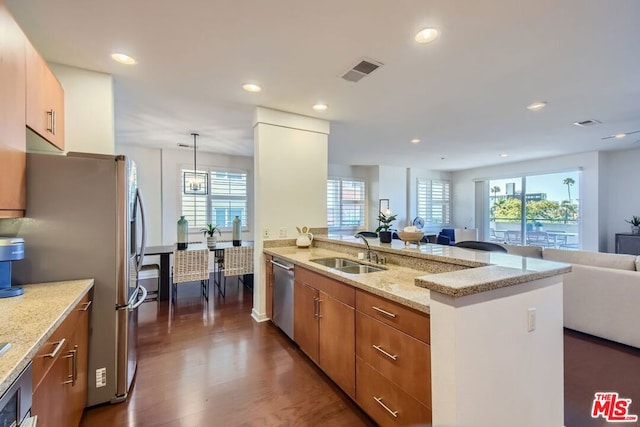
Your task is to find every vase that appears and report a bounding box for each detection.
[632,225,640,235]
[177,215,188,250]
[379,231,392,243]
[232,216,241,246]
[207,236,217,249]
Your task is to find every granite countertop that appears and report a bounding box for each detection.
[264,246,434,314]
[0,279,94,397]
[265,235,571,305]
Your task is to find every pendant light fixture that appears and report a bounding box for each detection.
[183,132,207,195]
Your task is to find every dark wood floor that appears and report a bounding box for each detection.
[81,280,640,427]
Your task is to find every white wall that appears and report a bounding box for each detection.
[451,151,602,251]
[253,108,329,321]
[114,145,163,246]
[49,64,115,154]
[378,166,409,228]
[601,148,640,252]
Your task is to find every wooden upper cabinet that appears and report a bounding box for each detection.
[0,1,26,217]
[26,38,65,150]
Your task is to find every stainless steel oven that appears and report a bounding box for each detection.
[0,362,37,427]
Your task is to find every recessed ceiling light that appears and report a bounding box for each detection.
[410,138,421,144]
[111,53,136,65]
[312,103,328,112]
[415,28,439,44]
[526,101,547,111]
[615,133,627,139]
[242,83,262,93]
[500,153,509,158]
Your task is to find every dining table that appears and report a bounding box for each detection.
[144,241,253,302]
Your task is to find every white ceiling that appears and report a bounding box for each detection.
[6,0,640,171]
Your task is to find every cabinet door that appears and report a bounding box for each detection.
[319,291,355,398]
[0,2,26,217]
[293,280,319,363]
[32,339,73,427]
[265,255,274,319]
[26,39,64,150]
[68,297,91,427]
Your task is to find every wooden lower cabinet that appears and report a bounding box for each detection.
[290,266,431,424]
[265,254,274,319]
[318,292,355,397]
[293,267,355,398]
[356,357,431,426]
[32,291,92,427]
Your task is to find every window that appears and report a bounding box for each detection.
[181,168,248,230]
[487,170,580,249]
[417,179,451,226]
[327,179,366,229]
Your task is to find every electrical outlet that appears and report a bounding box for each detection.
[527,307,536,332]
[96,367,107,387]
[279,227,287,238]
[263,228,270,238]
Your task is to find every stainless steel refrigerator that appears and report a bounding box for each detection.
[0,152,148,406]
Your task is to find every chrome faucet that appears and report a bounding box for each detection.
[354,233,372,261]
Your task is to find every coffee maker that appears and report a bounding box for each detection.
[0,237,25,298]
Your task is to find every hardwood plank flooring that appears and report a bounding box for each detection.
[81,279,640,426]
[80,280,374,427]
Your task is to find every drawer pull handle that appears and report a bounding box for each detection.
[43,338,66,359]
[373,344,398,361]
[373,396,398,418]
[372,306,397,318]
[78,300,92,311]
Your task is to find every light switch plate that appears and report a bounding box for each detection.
[263,228,270,238]
[279,227,287,238]
[527,308,536,332]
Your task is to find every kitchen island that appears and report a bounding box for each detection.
[264,235,570,427]
[0,279,94,396]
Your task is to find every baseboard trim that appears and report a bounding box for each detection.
[251,308,269,323]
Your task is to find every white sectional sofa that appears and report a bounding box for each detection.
[499,244,640,348]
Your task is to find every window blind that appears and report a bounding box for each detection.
[181,168,248,229]
[417,178,451,225]
[327,179,366,229]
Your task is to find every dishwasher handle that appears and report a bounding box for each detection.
[270,260,294,271]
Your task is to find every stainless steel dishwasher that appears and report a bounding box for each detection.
[271,258,294,339]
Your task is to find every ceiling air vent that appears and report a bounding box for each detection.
[341,58,383,82]
[573,119,602,127]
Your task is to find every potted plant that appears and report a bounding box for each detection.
[376,210,398,243]
[625,216,640,235]
[201,224,221,248]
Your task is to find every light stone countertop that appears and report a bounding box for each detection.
[264,246,433,314]
[265,235,571,304]
[0,279,94,397]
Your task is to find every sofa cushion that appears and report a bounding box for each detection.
[543,248,637,271]
[499,244,543,259]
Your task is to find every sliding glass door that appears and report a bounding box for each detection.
[487,171,580,249]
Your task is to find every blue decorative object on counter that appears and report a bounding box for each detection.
[0,237,25,298]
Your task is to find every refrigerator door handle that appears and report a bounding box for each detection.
[117,285,148,311]
[136,189,147,273]
[130,285,148,310]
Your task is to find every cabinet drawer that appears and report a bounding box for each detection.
[356,311,431,405]
[356,289,430,343]
[356,357,431,427]
[295,266,355,307]
[32,293,91,391]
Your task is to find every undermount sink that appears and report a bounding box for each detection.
[310,257,386,274]
[311,257,361,268]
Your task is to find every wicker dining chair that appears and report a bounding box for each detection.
[171,249,210,304]
[220,246,254,298]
